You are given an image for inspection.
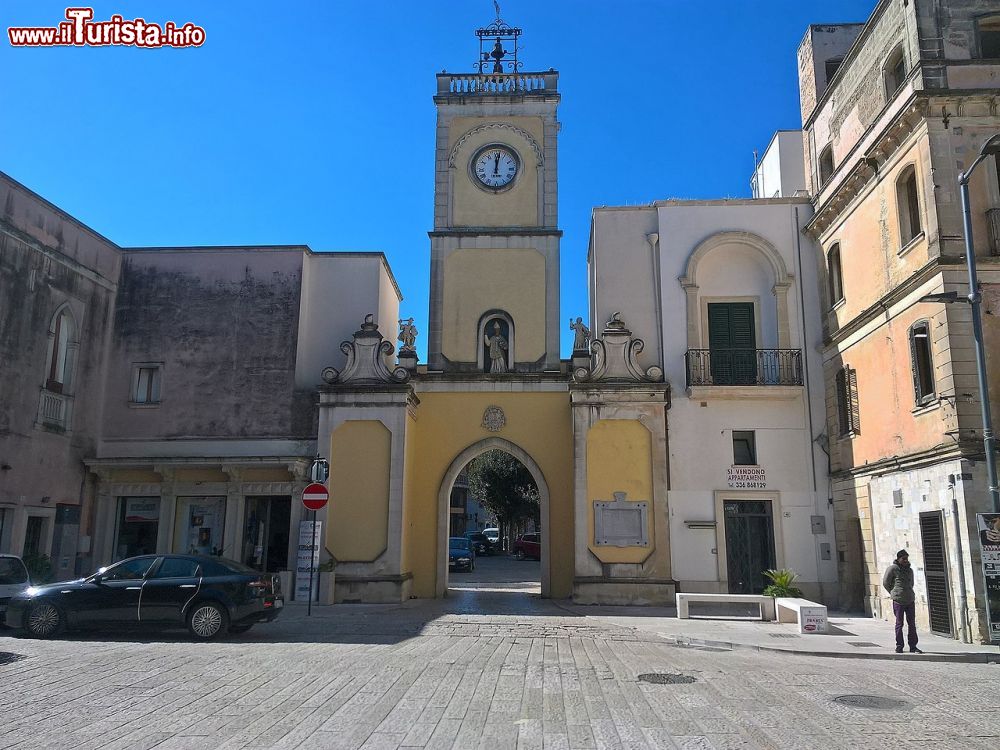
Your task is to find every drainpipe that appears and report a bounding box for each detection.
[793,207,825,598]
[949,480,971,643]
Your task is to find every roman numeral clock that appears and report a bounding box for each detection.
[472,144,519,191]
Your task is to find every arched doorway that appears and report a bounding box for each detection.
[437,437,550,597]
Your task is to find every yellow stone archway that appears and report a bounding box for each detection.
[436,436,552,597]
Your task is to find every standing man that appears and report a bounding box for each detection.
[882,549,923,653]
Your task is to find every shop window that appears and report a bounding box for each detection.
[173,497,226,556]
[23,516,45,558]
[897,165,922,246]
[114,497,159,561]
[732,431,757,465]
[131,363,162,404]
[818,145,835,187]
[977,15,1000,58]
[909,321,936,406]
[243,496,291,572]
[827,243,844,305]
[883,45,906,98]
[836,366,861,436]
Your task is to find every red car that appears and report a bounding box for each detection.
[512,533,541,560]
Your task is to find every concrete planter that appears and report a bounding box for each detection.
[319,570,336,605]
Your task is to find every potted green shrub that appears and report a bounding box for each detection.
[762,568,803,598]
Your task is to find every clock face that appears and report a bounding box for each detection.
[472,145,519,190]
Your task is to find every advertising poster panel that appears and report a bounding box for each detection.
[977,513,1000,643]
[295,519,321,602]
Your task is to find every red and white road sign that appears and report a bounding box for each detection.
[302,483,329,511]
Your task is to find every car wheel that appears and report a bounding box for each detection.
[25,601,64,639]
[228,624,253,635]
[514,549,525,560]
[187,601,229,640]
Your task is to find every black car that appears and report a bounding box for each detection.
[4,554,283,640]
[465,531,495,556]
[449,537,475,571]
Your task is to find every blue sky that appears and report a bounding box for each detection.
[1,1,877,359]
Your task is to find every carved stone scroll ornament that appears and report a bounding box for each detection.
[322,314,410,385]
[572,311,664,383]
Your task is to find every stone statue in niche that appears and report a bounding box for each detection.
[397,317,418,351]
[569,317,591,351]
[484,320,509,373]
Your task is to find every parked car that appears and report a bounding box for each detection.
[465,531,496,556]
[4,554,282,640]
[483,527,500,545]
[512,533,541,560]
[449,537,475,572]
[0,555,31,624]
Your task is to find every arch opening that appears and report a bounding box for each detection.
[437,438,550,598]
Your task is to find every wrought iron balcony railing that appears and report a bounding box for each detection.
[685,349,804,387]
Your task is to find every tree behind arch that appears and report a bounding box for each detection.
[466,450,540,545]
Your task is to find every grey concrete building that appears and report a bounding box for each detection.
[0,171,401,586]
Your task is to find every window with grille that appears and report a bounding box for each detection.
[836,366,860,436]
[909,321,936,406]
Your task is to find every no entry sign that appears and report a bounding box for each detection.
[302,483,329,511]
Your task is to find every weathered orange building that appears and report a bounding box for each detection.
[800,0,1000,642]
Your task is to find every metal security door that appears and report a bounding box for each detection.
[919,511,953,636]
[724,500,776,594]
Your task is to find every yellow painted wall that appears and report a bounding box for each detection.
[585,419,655,564]
[174,468,228,483]
[328,420,391,562]
[400,412,418,578]
[450,116,543,227]
[403,391,573,598]
[109,469,162,483]
[441,248,546,363]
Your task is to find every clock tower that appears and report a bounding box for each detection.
[427,15,561,373]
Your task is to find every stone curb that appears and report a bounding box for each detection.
[550,601,1000,664]
[661,634,1000,664]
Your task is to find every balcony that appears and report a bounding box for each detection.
[685,349,804,400]
[35,388,73,432]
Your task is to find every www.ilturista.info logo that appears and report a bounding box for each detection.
[8,7,206,48]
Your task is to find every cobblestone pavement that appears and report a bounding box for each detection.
[2,570,999,749]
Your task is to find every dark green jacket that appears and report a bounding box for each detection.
[882,562,915,604]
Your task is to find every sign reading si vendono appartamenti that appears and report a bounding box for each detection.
[977,513,1000,643]
[727,466,766,489]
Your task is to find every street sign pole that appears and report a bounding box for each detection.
[309,508,317,617]
[301,480,329,617]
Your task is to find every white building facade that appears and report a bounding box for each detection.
[589,197,838,603]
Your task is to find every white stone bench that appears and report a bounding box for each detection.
[775,597,828,633]
[675,592,776,620]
